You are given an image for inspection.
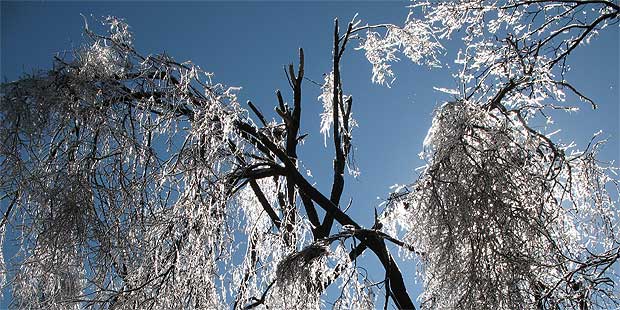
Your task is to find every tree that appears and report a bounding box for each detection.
[0,1,618,309]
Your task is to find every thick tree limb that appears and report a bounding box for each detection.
[234,120,415,309]
[320,19,355,239]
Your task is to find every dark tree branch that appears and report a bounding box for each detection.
[548,11,618,68]
[249,180,282,230]
[234,120,415,309]
[320,19,355,239]
[247,100,268,127]
[243,280,276,310]
[0,193,17,230]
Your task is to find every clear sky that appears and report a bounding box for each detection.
[1,1,618,308]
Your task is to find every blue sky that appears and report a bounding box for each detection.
[1,1,618,308]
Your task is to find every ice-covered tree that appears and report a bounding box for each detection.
[1,1,618,309]
[378,1,620,309]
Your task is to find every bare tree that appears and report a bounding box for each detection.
[1,1,618,309]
